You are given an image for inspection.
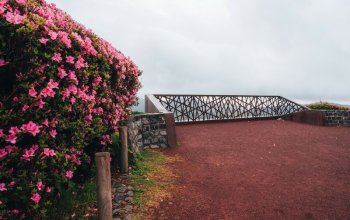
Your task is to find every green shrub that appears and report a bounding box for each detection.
[306,102,348,110]
[0,0,141,218]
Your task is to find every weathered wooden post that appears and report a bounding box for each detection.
[119,126,129,173]
[95,152,112,220]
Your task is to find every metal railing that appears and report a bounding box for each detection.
[151,94,308,123]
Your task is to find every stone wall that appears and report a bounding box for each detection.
[324,110,350,127]
[282,110,325,126]
[127,113,168,156]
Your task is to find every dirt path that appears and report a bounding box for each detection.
[153,120,350,220]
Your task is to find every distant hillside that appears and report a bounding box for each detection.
[132,97,145,112]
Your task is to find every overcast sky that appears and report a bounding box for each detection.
[47,0,350,104]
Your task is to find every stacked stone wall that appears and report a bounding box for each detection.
[128,113,168,156]
[324,110,350,127]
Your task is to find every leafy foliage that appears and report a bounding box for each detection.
[0,0,140,218]
[306,102,348,110]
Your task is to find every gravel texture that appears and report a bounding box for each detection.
[153,120,350,220]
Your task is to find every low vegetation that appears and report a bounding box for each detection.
[129,150,181,219]
[48,179,97,219]
[306,101,348,110]
[132,111,145,115]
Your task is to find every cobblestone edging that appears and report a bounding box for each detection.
[112,175,134,220]
[324,110,350,127]
[128,113,168,156]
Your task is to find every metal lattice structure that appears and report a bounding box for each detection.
[153,95,308,123]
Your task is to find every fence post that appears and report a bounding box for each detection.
[95,152,112,220]
[119,126,129,173]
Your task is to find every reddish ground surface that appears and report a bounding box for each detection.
[153,120,350,220]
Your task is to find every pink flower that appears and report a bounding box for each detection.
[49,129,57,138]
[31,193,41,204]
[21,148,36,161]
[28,86,37,98]
[75,55,85,69]
[42,119,49,127]
[85,114,92,121]
[11,209,19,214]
[65,170,73,179]
[93,77,102,87]
[41,79,58,97]
[48,30,58,40]
[0,183,6,191]
[43,148,56,157]
[5,11,25,25]
[57,67,66,79]
[46,187,51,193]
[66,56,74,64]
[52,53,62,62]
[70,96,76,104]
[21,121,41,136]
[39,38,49,44]
[9,181,15,186]
[0,149,7,158]
[6,134,17,144]
[68,84,77,94]
[71,154,81,165]
[50,119,58,128]
[31,144,39,151]
[0,59,9,66]
[102,134,112,144]
[47,79,59,89]
[9,126,21,134]
[37,64,48,73]
[62,89,70,101]
[67,70,78,84]
[35,99,46,109]
[40,88,54,97]
[36,181,44,191]
[5,145,17,154]
[22,104,29,112]
[0,129,3,138]
[58,31,71,48]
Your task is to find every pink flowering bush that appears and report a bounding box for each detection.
[0,0,141,218]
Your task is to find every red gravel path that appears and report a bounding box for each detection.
[154,120,350,220]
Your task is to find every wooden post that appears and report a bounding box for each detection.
[119,126,129,173]
[95,152,112,220]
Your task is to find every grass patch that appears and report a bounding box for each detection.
[129,150,181,219]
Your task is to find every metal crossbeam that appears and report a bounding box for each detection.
[153,95,307,123]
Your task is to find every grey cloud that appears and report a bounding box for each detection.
[47,0,350,103]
